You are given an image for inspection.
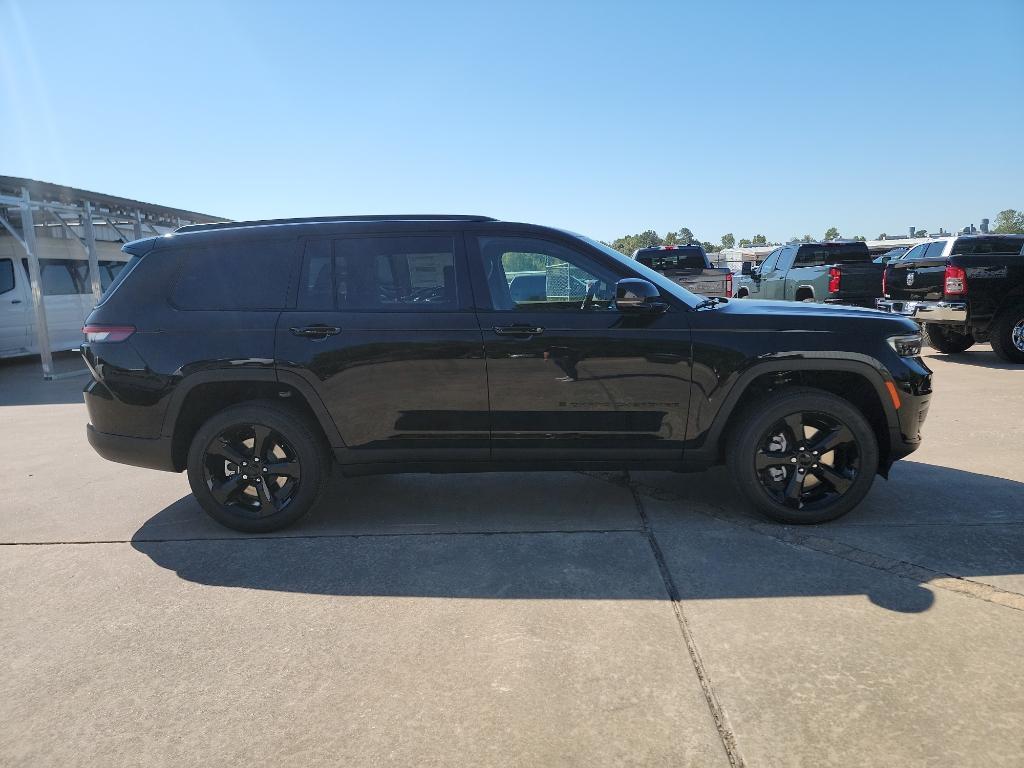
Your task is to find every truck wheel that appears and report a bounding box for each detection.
[186,401,329,532]
[726,387,879,525]
[989,303,1024,363]
[922,323,974,354]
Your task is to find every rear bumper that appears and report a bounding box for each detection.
[875,298,967,323]
[86,424,177,472]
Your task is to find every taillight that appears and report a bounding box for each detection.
[725,273,733,298]
[828,266,841,293]
[944,265,967,296]
[82,325,135,342]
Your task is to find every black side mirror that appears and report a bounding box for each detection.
[741,261,752,275]
[615,278,667,314]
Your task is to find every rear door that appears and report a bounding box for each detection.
[761,246,793,299]
[276,232,488,463]
[0,257,30,355]
[470,232,692,461]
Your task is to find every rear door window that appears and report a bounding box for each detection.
[0,259,13,294]
[172,240,297,310]
[298,235,458,312]
[902,244,929,260]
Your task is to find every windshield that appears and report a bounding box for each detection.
[576,235,701,308]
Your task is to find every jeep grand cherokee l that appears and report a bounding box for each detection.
[82,215,932,532]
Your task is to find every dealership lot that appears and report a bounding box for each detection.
[2,348,1022,766]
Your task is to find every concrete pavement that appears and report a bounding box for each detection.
[2,346,1022,766]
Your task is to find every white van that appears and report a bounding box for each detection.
[0,252,131,359]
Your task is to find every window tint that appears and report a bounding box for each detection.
[97,256,140,306]
[951,237,1024,256]
[298,235,457,312]
[478,236,622,312]
[0,259,13,294]
[795,247,829,267]
[759,249,783,272]
[925,241,947,258]
[172,241,296,310]
[797,243,870,265]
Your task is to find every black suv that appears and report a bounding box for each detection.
[82,215,932,531]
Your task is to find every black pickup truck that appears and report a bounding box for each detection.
[876,235,1024,362]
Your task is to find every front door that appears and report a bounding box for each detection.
[276,232,489,464]
[0,258,29,355]
[469,233,692,461]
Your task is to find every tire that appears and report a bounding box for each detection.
[922,323,974,354]
[989,303,1024,364]
[726,387,879,525]
[186,401,329,532]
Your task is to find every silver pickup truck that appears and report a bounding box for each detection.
[633,245,732,297]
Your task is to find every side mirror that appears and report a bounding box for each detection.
[741,261,753,275]
[615,278,667,314]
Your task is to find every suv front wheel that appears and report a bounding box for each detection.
[186,402,329,532]
[726,387,879,524]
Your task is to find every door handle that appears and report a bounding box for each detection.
[494,325,544,337]
[290,324,341,339]
[10,299,21,304]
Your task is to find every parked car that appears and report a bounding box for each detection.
[0,254,129,358]
[876,234,1024,362]
[82,215,931,531]
[633,244,732,297]
[734,241,883,306]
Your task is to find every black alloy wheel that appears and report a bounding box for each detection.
[754,411,859,512]
[727,387,879,524]
[186,402,328,532]
[202,424,301,517]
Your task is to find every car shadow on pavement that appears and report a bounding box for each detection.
[130,463,1024,615]
[923,348,1023,370]
[0,353,89,406]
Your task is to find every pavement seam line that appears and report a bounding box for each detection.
[0,527,643,547]
[583,471,1024,612]
[628,475,745,768]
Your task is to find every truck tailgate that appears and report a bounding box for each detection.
[884,257,946,302]
[662,268,731,297]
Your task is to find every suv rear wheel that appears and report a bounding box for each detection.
[922,323,974,354]
[989,303,1024,363]
[186,401,329,532]
[726,387,879,524]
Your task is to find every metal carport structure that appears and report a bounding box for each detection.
[0,176,222,379]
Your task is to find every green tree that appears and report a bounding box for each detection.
[853,235,866,241]
[877,233,887,240]
[663,231,679,246]
[678,227,695,245]
[738,238,752,248]
[824,226,840,240]
[610,229,664,256]
[702,240,720,253]
[993,209,1024,234]
[720,233,736,249]
[751,234,767,245]
[913,229,928,238]
[801,234,814,243]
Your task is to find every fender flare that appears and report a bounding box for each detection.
[159,368,344,446]
[690,356,900,462]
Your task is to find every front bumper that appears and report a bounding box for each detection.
[86,424,177,472]
[875,298,967,324]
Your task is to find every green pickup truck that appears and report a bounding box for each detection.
[734,241,884,306]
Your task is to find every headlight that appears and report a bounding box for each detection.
[887,333,922,357]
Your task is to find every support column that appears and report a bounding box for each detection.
[134,209,143,240]
[21,187,54,379]
[82,201,101,301]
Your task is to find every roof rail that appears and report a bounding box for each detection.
[174,214,497,234]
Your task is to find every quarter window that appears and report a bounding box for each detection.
[172,241,296,310]
[477,236,621,311]
[924,241,947,258]
[902,244,929,260]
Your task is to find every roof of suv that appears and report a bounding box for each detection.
[174,214,497,234]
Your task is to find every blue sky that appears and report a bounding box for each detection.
[2,0,1021,243]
